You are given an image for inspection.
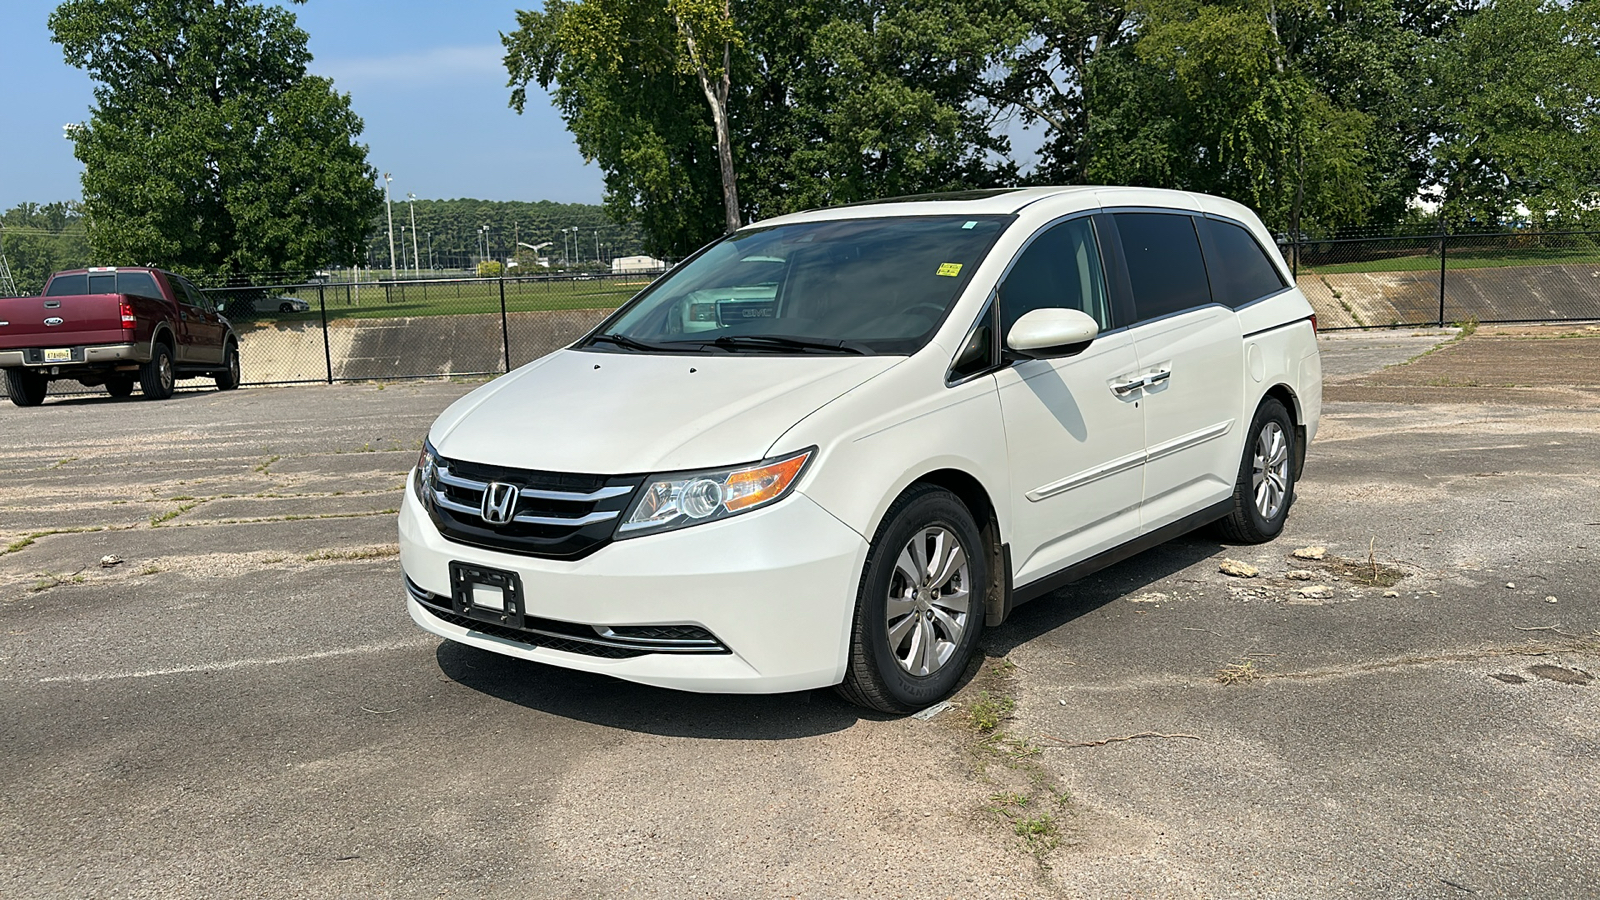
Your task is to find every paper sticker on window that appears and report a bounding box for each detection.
[937,262,963,277]
[962,221,977,230]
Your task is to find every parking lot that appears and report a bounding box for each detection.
[2,326,1597,899]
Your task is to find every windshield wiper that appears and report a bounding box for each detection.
[588,332,686,353]
[704,335,870,355]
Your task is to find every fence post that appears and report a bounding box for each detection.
[1437,231,1448,327]
[318,283,333,384]
[499,274,511,373]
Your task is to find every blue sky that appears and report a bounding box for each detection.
[0,0,605,211]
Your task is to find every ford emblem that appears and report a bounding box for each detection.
[44,317,64,326]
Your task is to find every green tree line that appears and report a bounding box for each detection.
[1,203,90,296]
[506,0,1600,256]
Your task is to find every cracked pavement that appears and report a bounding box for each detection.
[2,327,1597,898]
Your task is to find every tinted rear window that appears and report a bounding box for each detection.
[1114,213,1212,322]
[1201,218,1287,307]
[44,274,87,296]
[44,271,164,299]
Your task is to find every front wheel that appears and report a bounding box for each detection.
[836,486,986,714]
[1216,398,1297,543]
[5,368,48,407]
[140,343,176,401]
[214,343,240,391]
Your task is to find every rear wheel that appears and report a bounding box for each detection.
[106,376,135,398]
[5,368,48,407]
[140,342,176,401]
[214,343,240,391]
[836,486,986,714]
[1216,398,1296,543]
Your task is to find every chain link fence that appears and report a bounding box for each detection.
[202,271,657,387]
[8,231,1600,401]
[1283,230,1600,330]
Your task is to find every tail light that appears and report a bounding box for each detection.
[120,299,136,329]
[1309,313,1318,334]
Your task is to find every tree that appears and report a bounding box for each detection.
[1425,0,1600,227]
[505,0,1018,255]
[50,0,383,277]
[1,203,91,295]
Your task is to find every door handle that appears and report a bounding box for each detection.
[1110,370,1172,396]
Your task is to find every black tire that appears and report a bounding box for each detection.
[1215,398,1297,543]
[214,343,240,391]
[106,376,135,398]
[278,302,295,313]
[5,368,48,407]
[140,341,176,401]
[836,486,987,714]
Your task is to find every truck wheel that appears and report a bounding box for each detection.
[140,343,176,401]
[106,376,135,398]
[214,343,240,391]
[5,368,48,407]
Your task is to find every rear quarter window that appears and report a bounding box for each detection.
[1200,218,1288,308]
[1114,212,1212,322]
[44,274,88,296]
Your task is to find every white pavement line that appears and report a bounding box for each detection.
[32,637,434,684]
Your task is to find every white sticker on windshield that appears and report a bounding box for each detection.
[962,221,977,229]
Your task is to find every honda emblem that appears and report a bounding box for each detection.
[480,482,519,525]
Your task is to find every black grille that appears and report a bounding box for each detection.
[407,578,730,658]
[606,624,718,642]
[422,454,641,560]
[421,603,649,659]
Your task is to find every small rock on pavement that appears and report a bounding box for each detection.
[1293,546,1327,560]
[1298,584,1334,599]
[1219,559,1260,578]
[100,555,122,567]
[1505,582,1516,589]
[1383,590,1400,598]
[1546,596,1559,604]
[1286,570,1315,581]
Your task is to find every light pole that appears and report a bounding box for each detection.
[594,229,600,265]
[427,232,433,270]
[480,225,490,270]
[382,173,396,279]
[406,193,420,276]
[400,225,408,271]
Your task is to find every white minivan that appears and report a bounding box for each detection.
[399,187,1321,713]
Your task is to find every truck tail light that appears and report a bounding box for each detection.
[120,299,136,329]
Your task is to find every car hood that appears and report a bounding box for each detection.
[430,348,902,474]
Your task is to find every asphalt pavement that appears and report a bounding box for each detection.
[1,329,1595,899]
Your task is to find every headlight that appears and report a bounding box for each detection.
[414,439,439,503]
[616,448,814,538]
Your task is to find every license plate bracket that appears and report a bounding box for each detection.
[43,348,72,363]
[449,562,525,628]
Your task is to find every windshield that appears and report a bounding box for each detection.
[587,215,1011,355]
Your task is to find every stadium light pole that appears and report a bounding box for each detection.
[383,173,396,279]
[406,193,421,276]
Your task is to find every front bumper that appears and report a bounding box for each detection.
[398,474,869,694]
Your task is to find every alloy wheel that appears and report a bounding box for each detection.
[1252,421,1290,521]
[885,525,972,677]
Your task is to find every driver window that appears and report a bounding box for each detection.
[999,218,1110,337]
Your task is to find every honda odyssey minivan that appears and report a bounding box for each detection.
[399,186,1321,713]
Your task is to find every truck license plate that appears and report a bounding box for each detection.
[43,348,71,363]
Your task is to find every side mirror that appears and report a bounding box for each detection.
[1006,308,1099,359]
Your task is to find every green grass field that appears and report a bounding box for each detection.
[222,276,648,323]
[1300,246,1600,275]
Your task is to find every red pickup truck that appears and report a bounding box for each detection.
[0,267,240,407]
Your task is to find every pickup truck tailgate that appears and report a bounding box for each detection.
[0,294,127,350]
